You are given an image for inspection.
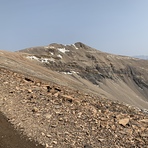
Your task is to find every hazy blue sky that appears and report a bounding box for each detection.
[0,0,148,56]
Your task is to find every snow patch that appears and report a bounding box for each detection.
[72,44,78,49]
[61,71,79,75]
[50,52,54,55]
[27,56,39,60]
[62,72,72,75]
[57,54,62,59]
[40,58,49,63]
[26,56,55,63]
[71,71,77,74]
[57,48,69,53]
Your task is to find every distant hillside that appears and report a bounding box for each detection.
[134,55,148,60]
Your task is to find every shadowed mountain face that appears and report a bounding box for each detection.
[18,42,148,109]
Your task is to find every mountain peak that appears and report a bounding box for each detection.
[16,42,148,110]
[74,42,87,48]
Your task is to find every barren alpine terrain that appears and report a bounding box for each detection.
[0,42,148,147]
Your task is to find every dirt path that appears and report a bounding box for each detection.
[0,112,44,148]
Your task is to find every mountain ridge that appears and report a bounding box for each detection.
[17,42,148,109]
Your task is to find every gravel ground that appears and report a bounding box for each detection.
[0,112,44,148]
[0,68,148,148]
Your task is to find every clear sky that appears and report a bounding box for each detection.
[0,0,148,56]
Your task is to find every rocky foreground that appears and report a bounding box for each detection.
[0,112,44,148]
[0,68,148,148]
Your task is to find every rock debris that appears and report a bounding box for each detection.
[0,68,148,148]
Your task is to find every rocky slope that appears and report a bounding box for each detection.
[0,43,148,147]
[0,68,148,148]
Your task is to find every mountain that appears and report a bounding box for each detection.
[0,43,148,147]
[18,42,148,109]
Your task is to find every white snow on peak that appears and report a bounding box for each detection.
[62,72,72,75]
[26,55,55,63]
[40,57,56,63]
[72,44,78,49]
[57,48,69,53]
[40,58,49,63]
[61,71,79,75]
[57,54,62,59]
[71,71,79,74]
[26,56,39,60]
[50,52,54,55]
